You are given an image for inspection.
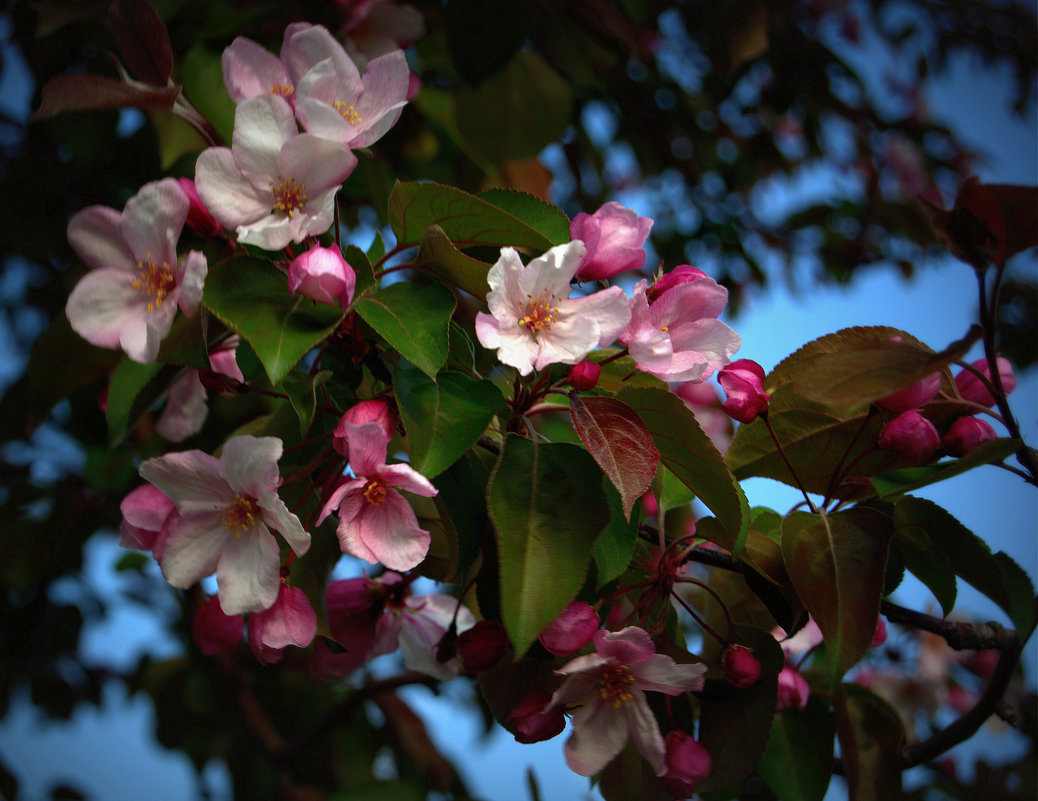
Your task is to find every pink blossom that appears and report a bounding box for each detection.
[65,178,207,363]
[475,242,632,376]
[875,372,941,414]
[156,370,208,442]
[248,583,318,664]
[222,30,299,106]
[194,95,356,251]
[338,0,425,65]
[646,265,709,303]
[776,666,810,711]
[176,178,224,239]
[722,643,760,688]
[570,201,653,281]
[119,483,178,560]
[508,690,566,744]
[192,594,243,655]
[318,421,438,571]
[549,627,707,776]
[538,601,600,657]
[139,435,311,615]
[566,360,601,391]
[209,335,245,386]
[942,416,997,457]
[877,409,940,462]
[288,244,356,308]
[662,730,712,798]
[871,617,888,648]
[620,277,740,383]
[332,399,397,459]
[955,356,1017,407]
[717,358,770,423]
[773,618,824,658]
[672,381,733,453]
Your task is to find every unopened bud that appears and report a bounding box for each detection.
[722,644,761,688]
[877,409,940,462]
[538,601,599,656]
[663,729,712,798]
[718,359,770,423]
[942,415,997,456]
[507,690,566,744]
[456,620,510,672]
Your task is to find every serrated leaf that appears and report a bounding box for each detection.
[871,437,1021,498]
[487,435,609,656]
[202,256,343,385]
[833,684,904,801]
[417,224,493,298]
[570,394,659,521]
[618,386,748,553]
[353,282,455,380]
[478,188,571,245]
[757,697,835,801]
[781,508,893,687]
[395,361,504,478]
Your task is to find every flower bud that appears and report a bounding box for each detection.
[288,245,356,308]
[456,620,511,672]
[662,730,712,798]
[875,372,941,414]
[776,666,810,711]
[538,601,599,656]
[333,399,397,458]
[877,409,940,462]
[567,360,601,391]
[177,177,223,239]
[507,690,566,744]
[942,416,997,457]
[718,359,770,423]
[955,356,1016,407]
[192,594,243,655]
[646,265,708,302]
[570,201,653,281]
[871,617,887,648]
[722,644,761,688]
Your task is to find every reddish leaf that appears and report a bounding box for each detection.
[569,394,659,522]
[108,0,174,86]
[32,74,180,120]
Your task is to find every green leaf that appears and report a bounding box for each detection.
[618,386,748,553]
[487,435,610,656]
[353,281,455,380]
[281,370,330,437]
[416,224,493,299]
[593,481,640,589]
[346,244,376,296]
[202,256,343,385]
[781,508,893,687]
[432,454,493,581]
[105,358,175,447]
[599,740,670,801]
[654,462,696,514]
[478,188,572,245]
[871,437,1021,497]
[833,684,904,801]
[757,697,835,801]
[569,394,659,521]
[394,360,504,478]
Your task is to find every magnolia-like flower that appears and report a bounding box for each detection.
[318,421,438,571]
[620,275,740,383]
[570,201,653,282]
[548,627,707,777]
[65,178,207,363]
[138,435,311,615]
[475,242,632,375]
[194,94,357,251]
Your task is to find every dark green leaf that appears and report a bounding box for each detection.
[600,739,670,801]
[833,684,904,801]
[871,438,1021,498]
[281,370,330,437]
[416,224,493,299]
[593,480,640,589]
[478,188,572,246]
[757,697,835,801]
[105,358,175,447]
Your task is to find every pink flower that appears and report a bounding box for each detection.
[156,370,208,442]
[194,95,357,251]
[776,666,810,711]
[717,359,770,423]
[722,643,761,688]
[871,617,888,648]
[318,421,438,571]
[507,690,566,744]
[338,0,425,65]
[119,483,178,560]
[877,409,940,462]
[209,335,245,386]
[570,201,653,281]
[192,595,243,655]
[662,730,712,798]
[620,277,741,383]
[549,627,707,777]
[672,381,733,453]
[475,242,632,376]
[176,178,224,239]
[288,244,357,308]
[955,356,1017,407]
[248,583,318,664]
[221,27,301,106]
[138,435,311,614]
[566,360,601,391]
[538,601,599,657]
[646,265,709,303]
[332,399,397,458]
[875,372,941,414]
[943,416,997,456]
[65,178,207,363]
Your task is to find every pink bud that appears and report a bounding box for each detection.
[209,335,244,385]
[662,730,712,798]
[177,177,223,239]
[718,359,770,423]
[875,372,941,414]
[646,265,708,302]
[192,595,243,655]
[966,648,999,679]
[955,356,1017,407]
[870,617,887,648]
[567,360,601,391]
[877,409,940,462]
[456,620,511,672]
[248,584,318,664]
[776,666,811,711]
[942,416,997,457]
[570,201,653,281]
[722,644,761,688]
[507,690,566,744]
[538,601,599,656]
[288,245,356,308]
[641,489,659,518]
[332,399,397,457]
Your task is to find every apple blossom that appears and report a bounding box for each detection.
[566,360,601,391]
[222,30,299,106]
[943,415,997,456]
[337,0,425,65]
[176,178,224,239]
[646,265,709,302]
[722,643,761,688]
[717,358,770,423]
[776,666,811,711]
[138,435,311,615]
[156,370,208,442]
[507,690,566,744]
[119,483,178,560]
[673,381,734,452]
[194,94,357,251]
[288,244,357,308]
[877,409,940,462]
[475,242,632,375]
[538,601,599,657]
[318,420,438,571]
[248,583,318,664]
[548,627,707,776]
[570,201,653,281]
[192,594,244,655]
[955,356,1017,407]
[875,372,941,414]
[662,730,712,798]
[65,178,207,363]
[332,399,397,459]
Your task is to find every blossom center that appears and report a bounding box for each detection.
[270,83,294,97]
[271,177,308,217]
[132,255,177,312]
[333,101,363,126]
[518,294,561,336]
[598,665,635,708]
[362,477,388,506]
[218,493,260,534]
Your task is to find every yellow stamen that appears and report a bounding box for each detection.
[598,665,635,708]
[362,477,388,506]
[333,101,363,126]
[131,253,176,313]
[517,293,561,337]
[217,493,260,535]
[270,83,294,97]
[271,177,308,217]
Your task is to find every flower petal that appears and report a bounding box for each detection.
[623,689,667,775]
[565,696,628,777]
[632,654,707,695]
[67,206,135,274]
[258,492,311,556]
[120,178,188,265]
[219,435,283,496]
[216,527,281,614]
[66,269,146,352]
[194,146,272,229]
[139,449,229,513]
[159,513,231,589]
